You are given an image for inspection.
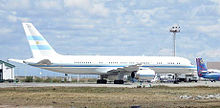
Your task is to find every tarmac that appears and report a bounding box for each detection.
[153,81,220,87]
[0,81,220,88]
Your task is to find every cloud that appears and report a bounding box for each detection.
[34,0,61,9]
[178,36,200,49]
[71,24,94,29]
[210,0,220,13]
[197,49,220,58]
[117,6,127,14]
[64,0,109,17]
[7,15,17,22]
[197,24,219,33]
[56,35,70,39]
[64,0,90,8]
[0,28,13,34]
[158,48,172,56]
[7,15,30,22]
[133,7,168,26]
[91,3,109,17]
[190,5,218,18]
[196,24,220,37]
[178,0,191,3]
[133,9,155,26]
[0,0,30,10]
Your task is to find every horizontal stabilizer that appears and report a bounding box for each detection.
[8,59,25,64]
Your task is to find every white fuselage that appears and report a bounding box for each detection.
[27,55,196,75]
[9,23,196,81]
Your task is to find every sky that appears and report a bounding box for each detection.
[0,0,220,76]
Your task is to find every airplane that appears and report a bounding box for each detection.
[9,23,196,84]
[196,58,220,81]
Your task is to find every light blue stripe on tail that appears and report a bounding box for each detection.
[23,23,58,57]
[30,45,52,50]
[27,36,44,40]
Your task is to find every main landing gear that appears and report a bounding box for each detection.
[97,79,124,84]
[97,79,107,84]
[96,75,125,84]
[97,75,107,84]
[173,73,179,84]
[131,71,136,83]
[114,80,124,84]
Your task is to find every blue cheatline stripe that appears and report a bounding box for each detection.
[30,64,196,68]
[142,66,196,68]
[30,45,52,50]
[27,36,44,40]
[139,75,155,77]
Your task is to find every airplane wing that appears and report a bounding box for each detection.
[106,64,142,80]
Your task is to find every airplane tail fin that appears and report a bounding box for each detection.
[22,23,58,58]
[196,58,207,77]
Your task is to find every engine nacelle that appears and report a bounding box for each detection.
[136,68,155,81]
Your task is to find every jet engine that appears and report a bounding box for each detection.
[135,68,155,82]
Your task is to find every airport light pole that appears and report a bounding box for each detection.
[169,24,180,56]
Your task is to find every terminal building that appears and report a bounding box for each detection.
[0,60,15,81]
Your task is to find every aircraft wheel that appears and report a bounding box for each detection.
[97,79,107,84]
[114,80,124,84]
[173,81,179,84]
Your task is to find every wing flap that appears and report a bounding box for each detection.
[106,64,143,80]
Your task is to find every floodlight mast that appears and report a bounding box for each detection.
[169,24,180,56]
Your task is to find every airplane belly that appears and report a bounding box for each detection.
[40,67,107,74]
[152,68,195,74]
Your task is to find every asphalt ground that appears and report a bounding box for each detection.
[0,81,219,88]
